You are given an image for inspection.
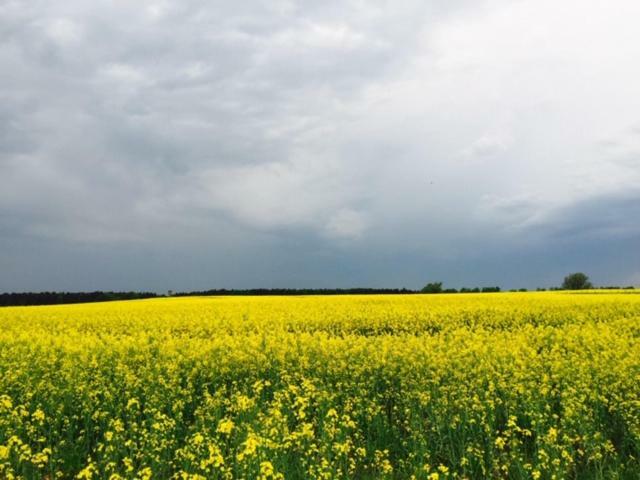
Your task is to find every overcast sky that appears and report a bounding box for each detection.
[1,0,640,292]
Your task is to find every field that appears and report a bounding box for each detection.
[0,292,639,479]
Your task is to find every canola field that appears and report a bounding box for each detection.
[0,292,639,479]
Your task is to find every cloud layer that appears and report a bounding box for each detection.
[1,0,639,291]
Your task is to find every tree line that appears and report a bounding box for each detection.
[174,288,417,297]
[0,291,159,307]
[0,273,635,307]
[0,289,418,307]
[420,273,635,294]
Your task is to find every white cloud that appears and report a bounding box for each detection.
[1,0,640,289]
[43,18,83,45]
[100,63,148,86]
[324,209,369,240]
[460,133,511,159]
[272,22,368,51]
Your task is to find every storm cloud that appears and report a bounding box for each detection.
[1,0,639,291]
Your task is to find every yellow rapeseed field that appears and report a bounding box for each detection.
[0,292,639,479]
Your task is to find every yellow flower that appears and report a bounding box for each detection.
[258,461,283,480]
[0,396,12,410]
[192,433,205,446]
[237,433,260,461]
[138,467,152,480]
[76,463,96,480]
[32,409,46,422]
[216,418,234,435]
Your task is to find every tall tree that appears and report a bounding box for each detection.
[561,272,593,290]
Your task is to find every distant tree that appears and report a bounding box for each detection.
[460,287,481,293]
[421,282,443,294]
[561,272,593,290]
[481,286,501,293]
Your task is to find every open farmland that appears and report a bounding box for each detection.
[0,292,639,479]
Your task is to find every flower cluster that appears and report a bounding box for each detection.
[0,291,639,478]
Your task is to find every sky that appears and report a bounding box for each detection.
[1,0,640,292]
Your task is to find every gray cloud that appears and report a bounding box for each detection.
[1,0,640,291]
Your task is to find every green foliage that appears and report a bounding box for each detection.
[481,286,501,293]
[421,282,443,294]
[562,272,593,290]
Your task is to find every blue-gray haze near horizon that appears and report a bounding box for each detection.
[1,0,639,292]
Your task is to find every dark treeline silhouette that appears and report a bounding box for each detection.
[594,286,636,290]
[175,288,417,297]
[1,282,635,307]
[0,291,158,307]
[536,286,635,291]
[421,282,502,294]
